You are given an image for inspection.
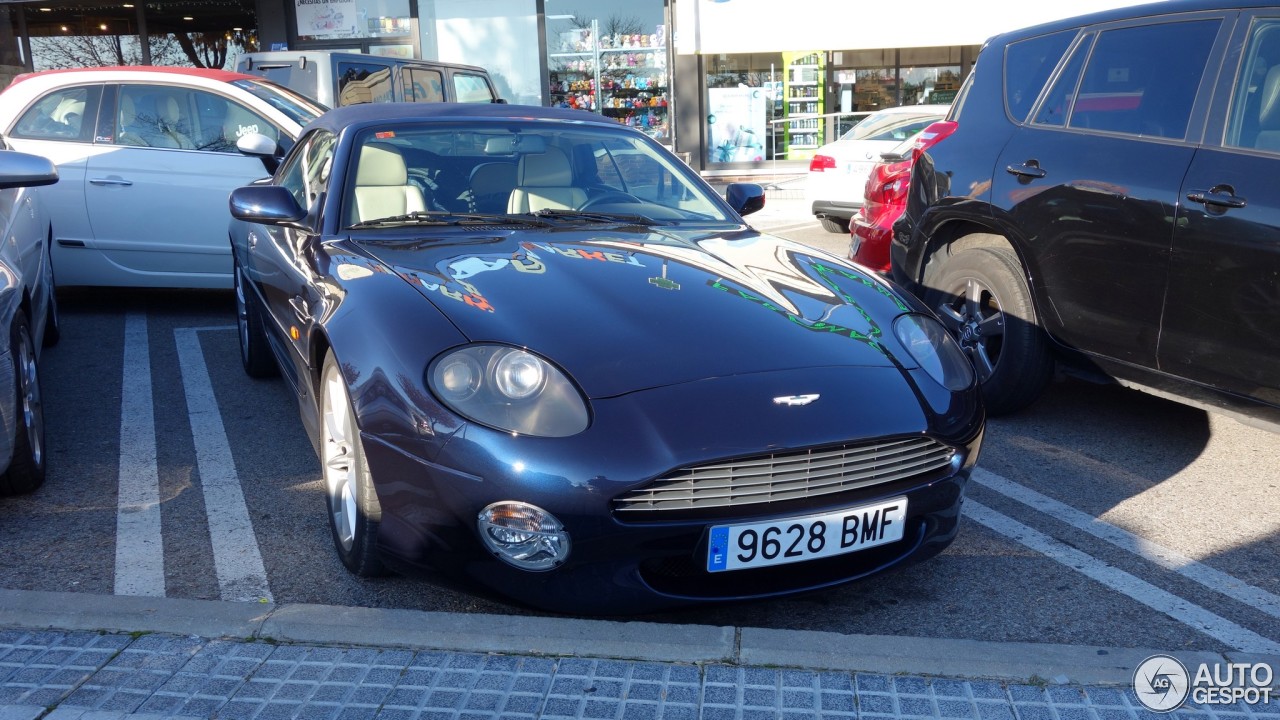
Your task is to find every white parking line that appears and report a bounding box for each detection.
[174,326,273,603]
[114,312,166,597]
[963,499,1280,654]
[972,468,1280,621]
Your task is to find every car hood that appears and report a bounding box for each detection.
[350,226,915,399]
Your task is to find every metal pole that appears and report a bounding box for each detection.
[17,7,32,72]
[592,18,602,116]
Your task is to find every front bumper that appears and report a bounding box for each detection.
[365,366,983,614]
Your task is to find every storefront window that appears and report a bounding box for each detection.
[704,52,785,163]
[545,7,671,142]
[295,0,411,42]
[902,66,963,105]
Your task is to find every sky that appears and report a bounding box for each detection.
[543,0,666,36]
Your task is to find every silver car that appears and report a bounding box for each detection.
[0,142,58,496]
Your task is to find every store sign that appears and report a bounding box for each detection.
[295,0,358,39]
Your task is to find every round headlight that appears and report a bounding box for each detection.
[477,501,571,570]
[427,344,590,437]
[435,354,483,401]
[893,313,975,392]
[493,349,546,400]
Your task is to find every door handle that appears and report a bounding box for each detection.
[289,295,311,324]
[1006,160,1047,179]
[1186,185,1247,210]
[89,177,133,187]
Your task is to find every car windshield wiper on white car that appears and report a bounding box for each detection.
[529,209,660,226]
[347,211,554,229]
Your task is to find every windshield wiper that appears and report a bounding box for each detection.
[529,209,660,226]
[348,211,553,229]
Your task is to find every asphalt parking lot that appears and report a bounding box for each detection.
[0,192,1277,659]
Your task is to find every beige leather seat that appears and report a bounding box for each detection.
[157,96,195,149]
[507,148,587,213]
[352,142,427,223]
[1256,66,1280,151]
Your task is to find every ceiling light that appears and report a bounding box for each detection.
[60,25,68,31]
[99,23,107,30]
[122,3,133,6]
[233,26,242,31]
[39,7,52,11]
[183,15,193,20]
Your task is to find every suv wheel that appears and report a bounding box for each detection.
[924,247,1052,415]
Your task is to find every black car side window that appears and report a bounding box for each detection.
[1004,30,1075,123]
[1225,18,1280,152]
[1034,35,1094,127]
[1067,19,1220,140]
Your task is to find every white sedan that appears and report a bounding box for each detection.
[806,104,949,233]
[0,67,323,288]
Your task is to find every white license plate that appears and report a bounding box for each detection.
[706,497,908,572]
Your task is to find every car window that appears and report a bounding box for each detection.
[1226,17,1280,151]
[231,79,326,126]
[840,112,943,142]
[189,90,281,152]
[277,130,337,209]
[1004,30,1075,123]
[337,62,395,106]
[1033,34,1094,127]
[115,85,206,149]
[344,123,727,226]
[403,67,444,103]
[1067,19,1220,140]
[10,85,101,143]
[452,73,496,103]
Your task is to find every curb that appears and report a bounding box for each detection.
[0,588,1267,687]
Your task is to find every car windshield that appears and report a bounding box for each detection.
[840,110,944,143]
[343,122,731,228]
[232,79,326,127]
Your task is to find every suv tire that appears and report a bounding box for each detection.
[923,247,1052,415]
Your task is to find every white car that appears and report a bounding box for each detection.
[806,104,949,233]
[0,67,324,288]
[0,144,59,496]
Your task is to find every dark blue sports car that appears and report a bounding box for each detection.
[228,102,984,613]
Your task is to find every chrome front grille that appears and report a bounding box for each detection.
[615,437,955,513]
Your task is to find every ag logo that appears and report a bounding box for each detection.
[1134,655,1190,712]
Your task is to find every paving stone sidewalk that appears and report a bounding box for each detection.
[1,629,1277,720]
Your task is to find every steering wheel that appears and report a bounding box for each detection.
[579,191,643,210]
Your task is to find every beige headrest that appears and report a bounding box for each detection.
[356,142,409,186]
[517,148,573,187]
[159,96,182,124]
[119,94,136,125]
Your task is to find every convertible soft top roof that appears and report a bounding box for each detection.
[304,102,625,135]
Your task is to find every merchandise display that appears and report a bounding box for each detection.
[548,25,670,141]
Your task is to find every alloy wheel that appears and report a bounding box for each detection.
[321,362,358,552]
[935,276,1006,383]
[16,327,42,469]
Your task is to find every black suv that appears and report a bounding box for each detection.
[893,0,1280,426]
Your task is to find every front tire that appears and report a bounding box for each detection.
[235,257,277,378]
[320,350,385,577]
[924,247,1053,415]
[0,315,46,495]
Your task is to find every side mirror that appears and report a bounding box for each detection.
[236,132,282,174]
[236,132,278,158]
[229,185,306,225]
[0,151,58,189]
[725,182,765,217]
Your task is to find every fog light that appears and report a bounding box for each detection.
[477,501,570,570]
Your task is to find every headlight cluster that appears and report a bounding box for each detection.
[477,501,570,570]
[893,314,975,391]
[428,344,589,437]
